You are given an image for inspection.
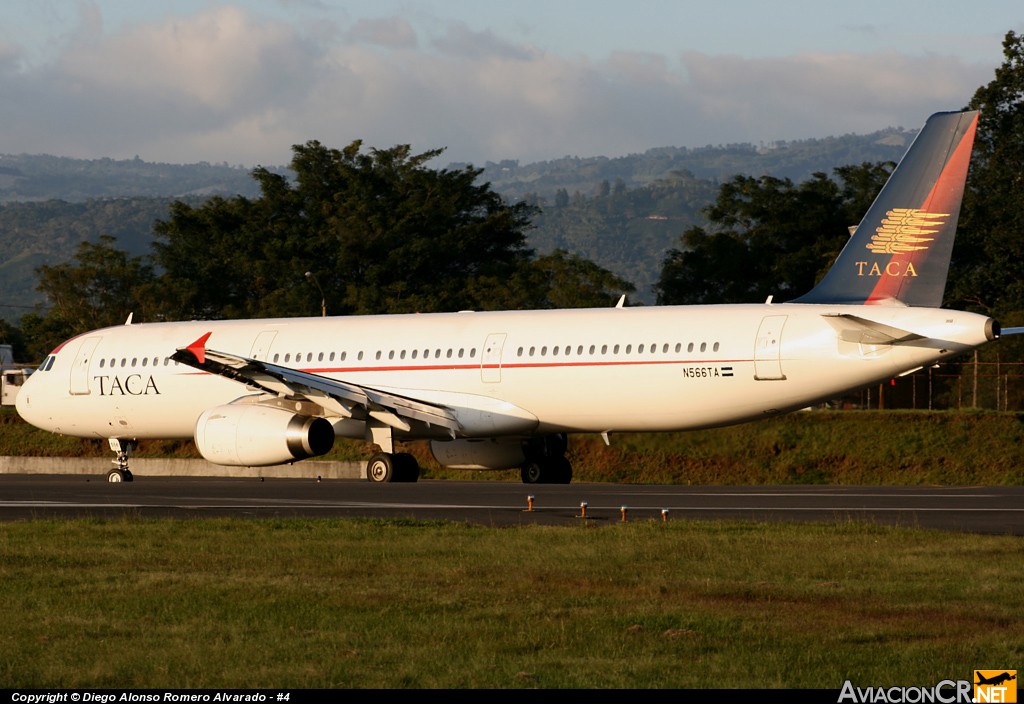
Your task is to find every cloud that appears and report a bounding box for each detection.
[0,4,998,167]
[347,17,418,49]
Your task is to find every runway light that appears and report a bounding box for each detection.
[661,509,669,522]
[525,495,535,512]
[577,501,588,519]
[620,506,628,522]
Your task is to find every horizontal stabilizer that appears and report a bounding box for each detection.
[822,314,925,345]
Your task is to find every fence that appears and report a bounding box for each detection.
[847,360,1024,412]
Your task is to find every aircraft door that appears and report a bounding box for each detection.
[754,315,787,381]
[69,336,102,395]
[250,331,278,361]
[481,333,506,383]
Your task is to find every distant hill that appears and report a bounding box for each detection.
[0,125,914,322]
[475,126,912,202]
[0,154,265,203]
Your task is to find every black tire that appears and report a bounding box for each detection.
[520,461,544,484]
[393,452,421,483]
[366,453,395,483]
[106,469,126,483]
[552,456,573,484]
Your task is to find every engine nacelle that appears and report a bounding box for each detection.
[430,438,526,470]
[195,404,335,466]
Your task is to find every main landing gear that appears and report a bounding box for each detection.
[519,433,573,484]
[366,452,421,483]
[107,438,137,483]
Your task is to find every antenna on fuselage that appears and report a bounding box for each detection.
[124,313,134,325]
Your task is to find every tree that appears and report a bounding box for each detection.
[654,164,891,305]
[151,141,539,319]
[27,235,155,356]
[950,30,1024,323]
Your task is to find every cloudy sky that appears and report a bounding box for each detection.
[2,1,1021,167]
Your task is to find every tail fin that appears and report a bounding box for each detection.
[792,110,979,307]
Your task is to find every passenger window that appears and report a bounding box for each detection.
[601,345,607,354]
[358,351,364,361]
[517,347,524,357]
[713,342,720,352]
[470,348,477,357]
[675,343,681,353]
[687,343,694,353]
[589,345,596,354]
[625,344,632,354]
[613,344,620,354]
[99,359,106,368]
[700,342,707,352]
[552,346,559,355]
[638,344,644,354]
[411,350,418,359]
[529,346,535,356]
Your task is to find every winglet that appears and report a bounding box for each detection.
[182,332,212,365]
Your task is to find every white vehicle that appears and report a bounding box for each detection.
[15,111,1017,483]
[1,344,31,407]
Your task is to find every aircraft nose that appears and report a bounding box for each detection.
[14,371,42,426]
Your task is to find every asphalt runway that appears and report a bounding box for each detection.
[1,474,1022,534]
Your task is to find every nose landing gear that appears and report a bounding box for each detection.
[107,438,137,483]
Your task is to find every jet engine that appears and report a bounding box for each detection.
[429,438,526,470]
[194,404,335,466]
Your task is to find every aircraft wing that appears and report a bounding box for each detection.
[171,333,461,435]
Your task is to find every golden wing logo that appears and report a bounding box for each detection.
[866,208,949,254]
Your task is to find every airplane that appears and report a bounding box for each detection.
[14,110,1021,484]
[976,672,1016,687]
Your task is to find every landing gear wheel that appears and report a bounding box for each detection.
[520,461,544,484]
[551,456,572,485]
[106,469,128,483]
[367,453,395,483]
[393,453,421,483]
[520,457,573,484]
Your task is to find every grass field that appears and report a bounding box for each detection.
[1,517,1021,689]
[2,409,1022,689]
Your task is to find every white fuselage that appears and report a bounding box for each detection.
[15,302,995,444]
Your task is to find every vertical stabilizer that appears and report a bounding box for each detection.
[792,110,978,307]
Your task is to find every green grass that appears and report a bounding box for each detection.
[1,517,1021,688]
